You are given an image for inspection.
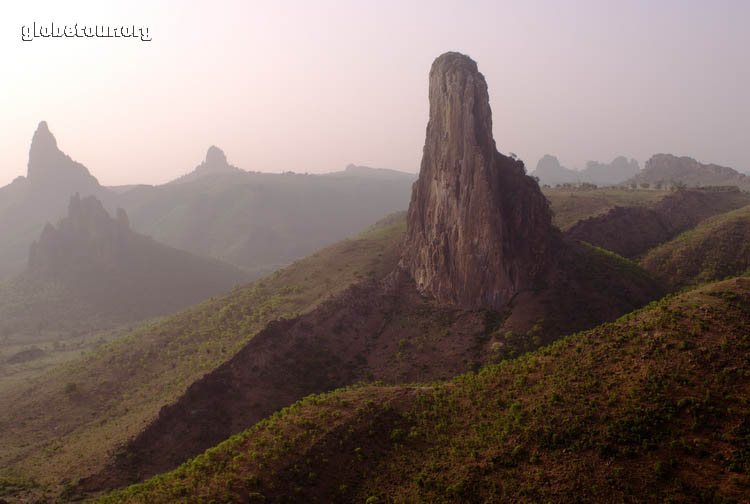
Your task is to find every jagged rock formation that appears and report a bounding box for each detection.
[0,121,110,280]
[566,188,750,258]
[532,154,579,185]
[170,145,242,184]
[581,156,640,186]
[625,154,750,190]
[0,194,248,337]
[532,154,639,186]
[400,52,556,311]
[26,121,101,194]
[28,195,131,276]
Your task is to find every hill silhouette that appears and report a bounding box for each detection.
[111,161,415,277]
[0,194,247,341]
[532,154,639,186]
[0,124,416,282]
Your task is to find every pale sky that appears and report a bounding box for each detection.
[1,0,748,186]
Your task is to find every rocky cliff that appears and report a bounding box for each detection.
[400,52,556,311]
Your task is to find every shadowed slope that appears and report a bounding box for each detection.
[96,277,750,504]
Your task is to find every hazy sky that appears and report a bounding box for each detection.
[1,0,748,186]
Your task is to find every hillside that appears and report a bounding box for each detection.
[0,194,248,343]
[566,187,750,258]
[625,154,750,190]
[641,205,750,290]
[0,216,406,498]
[94,277,750,504]
[70,52,664,495]
[542,186,669,230]
[113,163,415,276]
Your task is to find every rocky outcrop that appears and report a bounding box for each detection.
[26,121,101,194]
[625,154,750,190]
[532,154,579,185]
[0,121,109,281]
[20,194,248,325]
[400,52,556,311]
[27,194,130,276]
[580,156,639,186]
[532,155,639,186]
[170,145,242,183]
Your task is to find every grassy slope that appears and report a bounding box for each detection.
[543,187,670,230]
[641,205,750,290]
[0,218,405,491]
[96,277,750,504]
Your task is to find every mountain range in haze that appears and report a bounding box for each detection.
[532,154,640,186]
[0,122,416,282]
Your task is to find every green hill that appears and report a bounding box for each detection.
[641,205,750,290]
[541,187,669,230]
[0,216,406,498]
[93,277,750,504]
[114,163,415,277]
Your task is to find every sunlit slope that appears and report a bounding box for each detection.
[642,205,750,290]
[0,217,405,487]
[97,277,750,504]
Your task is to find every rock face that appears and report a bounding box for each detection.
[400,52,556,311]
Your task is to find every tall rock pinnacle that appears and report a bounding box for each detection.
[401,52,556,311]
[26,121,100,192]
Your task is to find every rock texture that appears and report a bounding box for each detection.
[401,52,556,311]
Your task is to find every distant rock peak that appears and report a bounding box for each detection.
[196,145,238,174]
[26,120,100,190]
[31,120,57,150]
[400,52,555,311]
